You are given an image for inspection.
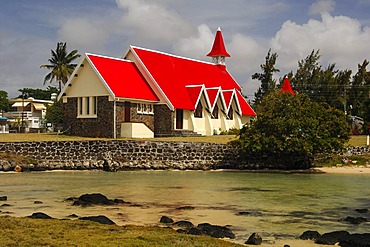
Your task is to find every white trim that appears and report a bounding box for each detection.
[205,87,221,112]
[129,46,174,111]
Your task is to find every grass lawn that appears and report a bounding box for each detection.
[0,133,237,144]
[0,216,242,247]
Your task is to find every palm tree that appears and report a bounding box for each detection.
[40,42,81,92]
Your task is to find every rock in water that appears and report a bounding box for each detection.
[245,232,263,245]
[28,212,53,219]
[339,233,370,247]
[0,196,7,201]
[315,231,350,245]
[159,216,174,224]
[79,215,115,225]
[72,193,114,206]
[299,230,321,241]
[197,223,235,239]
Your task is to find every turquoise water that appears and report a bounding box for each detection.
[1,171,369,243]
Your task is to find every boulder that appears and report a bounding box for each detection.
[343,216,367,225]
[160,216,174,224]
[339,233,370,247]
[245,232,263,245]
[34,201,43,204]
[0,204,11,207]
[71,193,114,206]
[299,230,321,241]
[188,227,202,235]
[197,223,235,239]
[79,215,115,225]
[355,208,369,214]
[28,212,53,219]
[176,206,195,210]
[0,196,7,201]
[172,220,194,230]
[315,230,350,245]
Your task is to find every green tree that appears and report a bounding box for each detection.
[252,49,280,105]
[40,42,80,92]
[233,92,350,169]
[0,90,9,113]
[17,87,59,100]
[45,100,64,126]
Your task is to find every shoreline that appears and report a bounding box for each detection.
[314,165,370,174]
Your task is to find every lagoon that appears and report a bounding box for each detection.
[1,170,370,245]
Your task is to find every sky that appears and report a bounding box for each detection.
[1,0,370,99]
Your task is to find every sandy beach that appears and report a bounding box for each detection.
[315,165,370,174]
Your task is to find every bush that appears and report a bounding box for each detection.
[232,92,350,169]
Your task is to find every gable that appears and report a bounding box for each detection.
[63,58,111,98]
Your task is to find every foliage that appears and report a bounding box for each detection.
[17,86,58,100]
[252,49,280,105]
[0,216,242,247]
[45,100,64,125]
[0,90,9,112]
[233,92,350,169]
[40,42,80,92]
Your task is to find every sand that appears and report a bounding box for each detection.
[315,165,370,174]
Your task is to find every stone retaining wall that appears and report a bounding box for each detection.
[0,140,249,172]
[0,141,368,172]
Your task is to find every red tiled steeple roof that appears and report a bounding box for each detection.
[207,27,231,58]
[281,76,295,95]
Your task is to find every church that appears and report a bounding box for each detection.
[58,28,256,138]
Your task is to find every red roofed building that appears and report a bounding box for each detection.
[59,28,256,138]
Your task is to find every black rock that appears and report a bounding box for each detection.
[67,214,79,218]
[172,220,194,229]
[197,223,235,239]
[176,229,188,234]
[34,201,43,204]
[0,196,7,201]
[176,206,195,210]
[339,233,370,247]
[113,198,124,204]
[160,216,174,224]
[315,230,350,245]
[237,211,251,216]
[72,193,114,206]
[28,212,53,219]
[0,204,11,207]
[79,215,115,225]
[245,232,263,245]
[355,208,369,214]
[188,227,202,235]
[343,216,368,224]
[284,245,290,247]
[299,230,321,241]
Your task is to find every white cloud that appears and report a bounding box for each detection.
[309,0,335,16]
[115,0,192,46]
[271,13,370,77]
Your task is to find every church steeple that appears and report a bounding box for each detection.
[207,27,230,66]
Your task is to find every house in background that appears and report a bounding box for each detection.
[4,95,55,132]
[0,116,9,134]
[58,28,256,138]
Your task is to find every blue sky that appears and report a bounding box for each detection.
[1,0,370,98]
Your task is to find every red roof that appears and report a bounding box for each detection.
[222,90,234,110]
[186,85,203,108]
[132,47,244,111]
[235,90,257,116]
[87,54,159,102]
[205,88,220,109]
[281,77,295,95]
[207,28,231,57]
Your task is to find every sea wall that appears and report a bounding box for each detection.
[0,140,250,172]
[0,140,368,172]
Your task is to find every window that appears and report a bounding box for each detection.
[77,96,97,118]
[211,104,219,119]
[227,106,233,120]
[194,102,203,118]
[137,103,154,115]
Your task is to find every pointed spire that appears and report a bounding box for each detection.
[207,27,230,66]
[281,76,295,95]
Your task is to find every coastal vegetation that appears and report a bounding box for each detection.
[0,216,242,247]
[233,92,350,169]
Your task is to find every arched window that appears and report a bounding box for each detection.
[194,102,203,118]
[211,104,219,119]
